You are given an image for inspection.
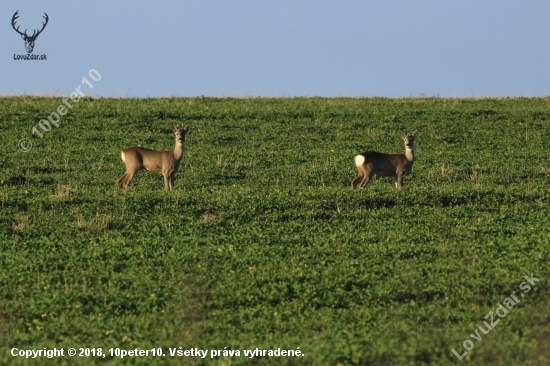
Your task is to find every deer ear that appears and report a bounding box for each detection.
[183,124,191,132]
[171,124,177,132]
[21,34,26,40]
[399,130,407,139]
[412,130,419,137]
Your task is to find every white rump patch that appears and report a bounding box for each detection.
[120,151,126,162]
[355,154,365,167]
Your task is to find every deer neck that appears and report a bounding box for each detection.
[404,146,415,162]
[172,140,184,160]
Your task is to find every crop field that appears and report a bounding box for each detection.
[1,96,549,365]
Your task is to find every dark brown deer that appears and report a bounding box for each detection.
[351,130,419,190]
[12,11,49,54]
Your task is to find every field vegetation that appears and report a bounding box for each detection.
[1,96,549,365]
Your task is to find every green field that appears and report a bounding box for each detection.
[1,96,549,365]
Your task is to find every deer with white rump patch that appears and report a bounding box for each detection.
[117,124,190,191]
[351,130,418,190]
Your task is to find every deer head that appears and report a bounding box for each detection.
[400,129,419,149]
[171,124,191,143]
[12,11,49,54]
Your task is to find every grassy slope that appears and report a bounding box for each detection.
[1,97,549,365]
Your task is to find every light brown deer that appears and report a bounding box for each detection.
[117,124,190,191]
[351,130,418,190]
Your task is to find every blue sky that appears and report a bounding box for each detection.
[1,1,549,97]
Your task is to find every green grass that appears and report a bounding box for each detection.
[1,96,549,365]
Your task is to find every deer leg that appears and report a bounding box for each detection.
[395,174,403,190]
[117,174,127,189]
[122,172,135,188]
[117,173,132,189]
[163,172,171,191]
[169,171,176,190]
[351,168,364,189]
[359,168,374,188]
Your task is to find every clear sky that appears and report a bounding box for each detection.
[1,1,549,97]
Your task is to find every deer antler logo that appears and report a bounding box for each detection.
[12,11,49,54]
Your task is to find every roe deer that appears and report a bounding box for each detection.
[351,130,418,190]
[117,124,191,191]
